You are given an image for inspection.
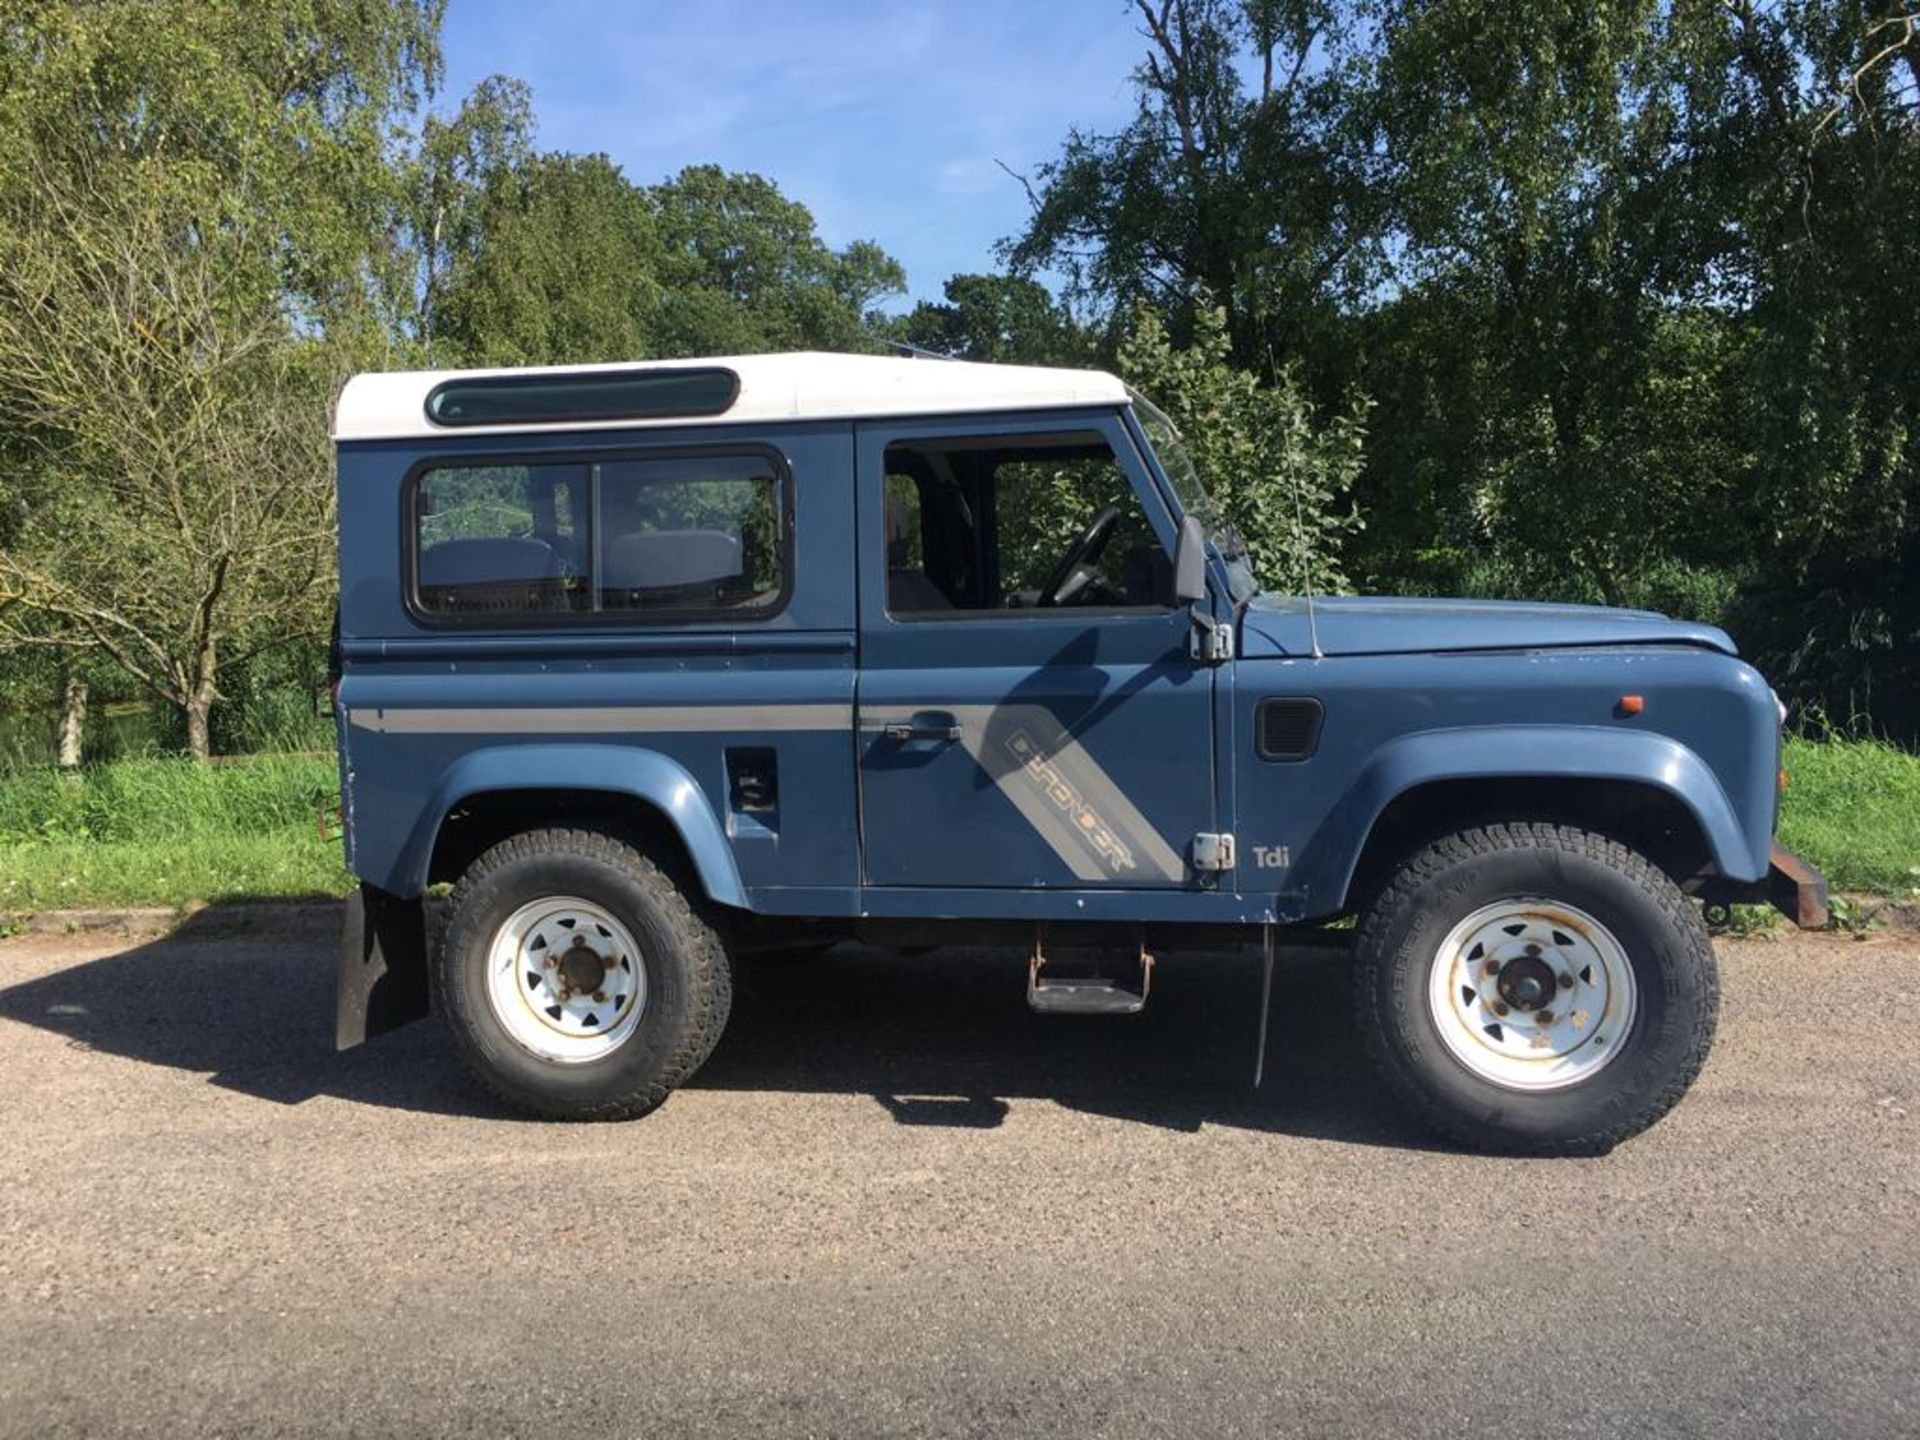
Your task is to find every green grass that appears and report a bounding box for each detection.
[0,737,1913,913]
[1777,735,1920,897]
[0,754,350,910]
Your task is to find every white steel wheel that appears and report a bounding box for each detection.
[1425,897,1638,1092]
[483,896,648,1065]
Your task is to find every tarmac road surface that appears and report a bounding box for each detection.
[0,917,1915,1438]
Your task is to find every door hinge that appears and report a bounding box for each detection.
[1192,832,1236,872]
[1189,616,1234,663]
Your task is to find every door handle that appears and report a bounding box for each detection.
[881,722,963,743]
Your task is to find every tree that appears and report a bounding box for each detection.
[1006,0,1384,377]
[1358,0,1754,607]
[0,160,343,758]
[410,145,909,366]
[888,273,1095,364]
[0,0,441,758]
[430,149,664,366]
[1006,0,1920,737]
[403,74,537,357]
[1121,302,1366,594]
[650,165,905,355]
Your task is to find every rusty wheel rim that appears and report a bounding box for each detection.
[484,897,648,1065]
[1426,898,1637,1092]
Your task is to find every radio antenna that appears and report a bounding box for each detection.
[1267,341,1324,660]
[1288,461,1324,659]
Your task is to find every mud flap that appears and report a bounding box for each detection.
[336,884,429,1050]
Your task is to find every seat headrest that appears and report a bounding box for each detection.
[601,529,743,591]
[419,536,564,586]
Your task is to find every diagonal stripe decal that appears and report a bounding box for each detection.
[943,704,1188,883]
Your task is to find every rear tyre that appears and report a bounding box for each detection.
[1354,823,1718,1156]
[435,828,732,1121]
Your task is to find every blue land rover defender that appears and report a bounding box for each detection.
[331,352,1825,1153]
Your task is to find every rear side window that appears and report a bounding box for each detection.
[411,451,787,623]
[597,456,783,612]
[415,463,587,616]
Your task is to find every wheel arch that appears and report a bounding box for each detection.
[391,744,747,909]
[1297,726,1761,916]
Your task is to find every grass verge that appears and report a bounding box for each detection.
[0,738,1913,913]
[1777,735,1920,897]
[0,754,349,911]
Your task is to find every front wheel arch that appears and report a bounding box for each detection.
[1340,776,1717,916]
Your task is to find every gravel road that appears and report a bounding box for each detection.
[0,919,1914,1438]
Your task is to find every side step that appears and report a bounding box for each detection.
[1026,934,1154,1016]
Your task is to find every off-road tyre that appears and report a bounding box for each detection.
[435,827,732,1121]
[1354,823,1718,1156]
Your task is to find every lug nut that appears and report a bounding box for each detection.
[1483,960,1500,977]
[1492,1001,1510,1017]
[592,991,606,1004]
[1536,1009,1554,1024]
[1558,973,1574,989]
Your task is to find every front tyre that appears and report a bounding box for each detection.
[1355,823,1718,1156]
[435,828,732,1121]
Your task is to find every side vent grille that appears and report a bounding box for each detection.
[1256,698,1324,762]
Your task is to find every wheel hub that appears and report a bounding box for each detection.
[557,935,610,996]
[1495,953,1558,1012]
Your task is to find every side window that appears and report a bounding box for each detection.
[415,462,587,616]
[410,450,787,623]
[597,455,784,612]
[882,431,1172,617]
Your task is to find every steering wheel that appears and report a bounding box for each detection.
[1037,505,1122,608]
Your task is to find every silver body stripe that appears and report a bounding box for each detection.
[349,704,852,735]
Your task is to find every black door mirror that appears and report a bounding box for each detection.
[1173,514,1207,605]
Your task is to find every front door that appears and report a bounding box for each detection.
[855,410,1215,890]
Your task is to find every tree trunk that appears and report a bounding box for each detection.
[184,690,213,761]
[56,670,86,772]
[183,638,217,762]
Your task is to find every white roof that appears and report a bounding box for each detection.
[332,350,1132,442]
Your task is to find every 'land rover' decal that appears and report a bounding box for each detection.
[945,703,1188,885]
[1004,727,1139,876]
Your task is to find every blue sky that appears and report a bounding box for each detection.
[437,1,1150,308]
